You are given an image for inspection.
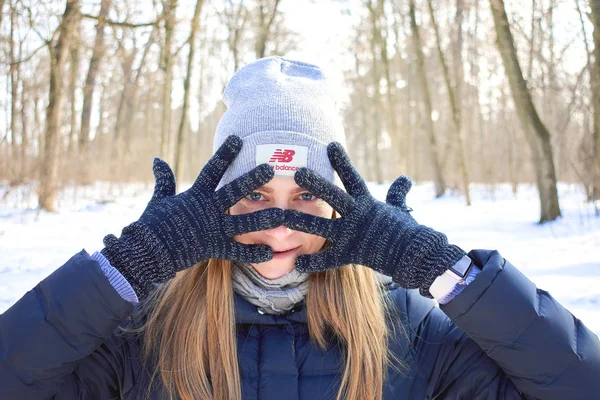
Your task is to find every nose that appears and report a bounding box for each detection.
[262,223,293,240]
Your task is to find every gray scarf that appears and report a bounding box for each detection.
[231,262,395,315]
[231,262,310,315]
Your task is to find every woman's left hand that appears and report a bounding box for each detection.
[283,142,465,296]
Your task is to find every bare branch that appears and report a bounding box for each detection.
[10,42,46,65]
[81,13,159,28]
[174,36,190,57]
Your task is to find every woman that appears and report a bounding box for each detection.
[1,57,598,400]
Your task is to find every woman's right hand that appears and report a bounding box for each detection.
[101,136,284,299]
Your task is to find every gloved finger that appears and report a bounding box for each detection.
[284,209,340,240]
[222,208,284,237]
[213,164,274,210]
[294,250,340,273]
[151,158,176,202]
[326,142,369,196]
[227,242,273,264]
[194,135,243,192]
[294,168,355,215]
[386,175,413,211]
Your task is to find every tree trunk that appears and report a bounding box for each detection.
[161,0,177,161]
[589,0,600,200]
[222,1,249,72]
[20,77,29,178]
[367,0,403,175]
[409,0,445,197]
[368,1,383,184]
[232,7,247,71]
[34,88,43,162]
[174,0,205,182]
[545,0,560,174]
[575,0,596,200]
[9,0,19,174]
[114,28,156,145]
[0,0,6,32]
[143,74,156,151]
[453,0,465,103]
[352,50,370,180]
[489,0,561,222]
[377,0,400,175]
[114,48,135,142]
[467,0,486,181]
[68,39,79,157]
[255,0,281,59]
[527,0,537,83]
[407,62,417,179]
[79,0,111,183]
[500,81,518,195]
[427,0,471,205]
[39,0,80,211]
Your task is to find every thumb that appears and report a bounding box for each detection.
[151,158,176,202]
[386,175,413,211]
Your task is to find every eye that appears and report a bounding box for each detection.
[299,192,316,201]
[246,192,264,202]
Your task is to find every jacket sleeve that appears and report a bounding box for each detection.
[407,249,600,400]
[0,250,139,399]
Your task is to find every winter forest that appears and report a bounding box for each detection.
[0,1,599,331]
[0,0,597,220]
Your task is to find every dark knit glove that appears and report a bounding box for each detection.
[101,136,284,299]
[283,142,465,297]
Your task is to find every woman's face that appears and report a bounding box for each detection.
[229,176,333,279]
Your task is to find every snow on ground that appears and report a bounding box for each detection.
[1,180,599,337]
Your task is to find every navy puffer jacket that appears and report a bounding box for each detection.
[1,249,599,399]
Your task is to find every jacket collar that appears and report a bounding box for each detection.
[233,279,399,326]
[234,292,307,325]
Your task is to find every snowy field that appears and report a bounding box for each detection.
[1,180,599,337]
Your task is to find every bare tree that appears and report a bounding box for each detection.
[255,0,281,58]
[114,28,156,144]
[9,0,19,173]
[221,0,249,71]
[466,0,490,181]
[574,0,595,200]
[544,0,560,174]
[366,0,384,184]
[67,33,79,157]
[0,0,588,215]
[79,0,112,183]
[38,0,81,211]
[19,70,29,179]
[427,0,471,205]
[0,0,5,31]
[366,0,402,174]
[174,0,206,182]
[588,0,600,200]
[489,0,561,222]
[409,0,445,197]
[114,40,136,142]
[160,0,178,161]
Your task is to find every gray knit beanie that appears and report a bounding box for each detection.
[213,56,347,189]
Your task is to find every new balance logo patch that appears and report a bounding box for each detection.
[256,144,308,177]
[269,149,296,163]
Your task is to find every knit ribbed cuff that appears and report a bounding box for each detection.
[91,251,139,304]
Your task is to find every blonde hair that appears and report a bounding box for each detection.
[136,258,406,400]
